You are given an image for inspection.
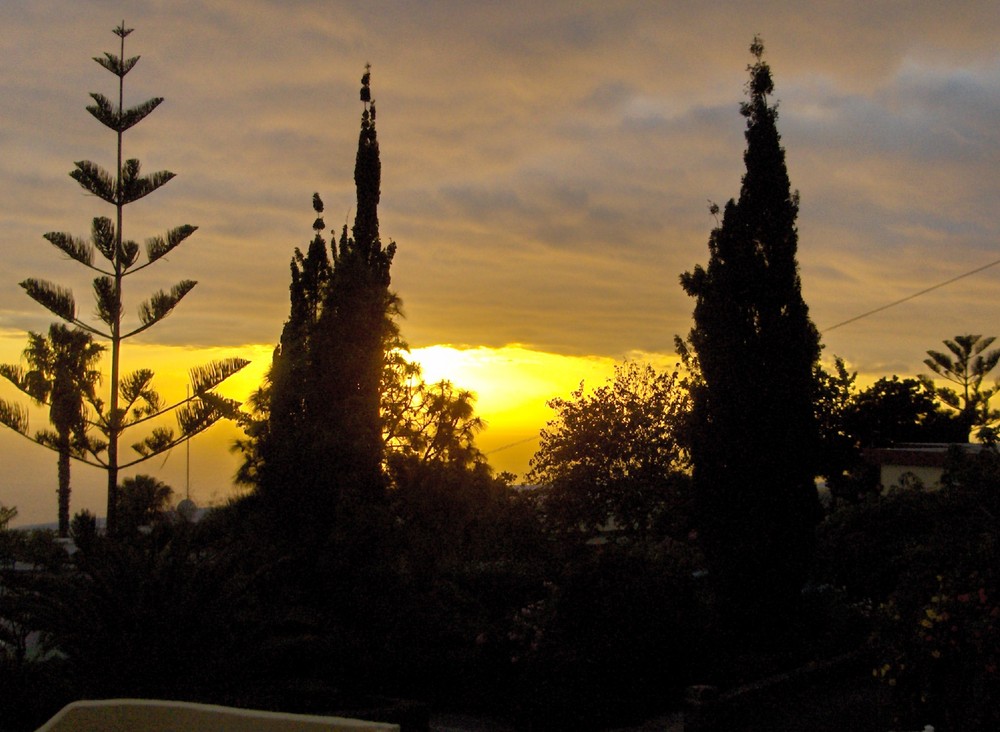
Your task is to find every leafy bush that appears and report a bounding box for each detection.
[500,543,701,729]
[820,445,1000,730]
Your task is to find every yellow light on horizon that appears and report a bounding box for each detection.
[0,332,672,524]
[408,344,621,475]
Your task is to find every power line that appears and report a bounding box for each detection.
[823,257,1000,333]
[488,258,1000,459]
[485,435,538,455]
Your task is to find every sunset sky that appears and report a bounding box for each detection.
[2,1,999,525]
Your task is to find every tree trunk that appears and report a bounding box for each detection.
[57,436,71,537]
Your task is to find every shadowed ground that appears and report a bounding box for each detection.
[428,664,887,732]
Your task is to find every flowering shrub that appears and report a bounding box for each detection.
[875,575,1000,731]
[496,544,700,728]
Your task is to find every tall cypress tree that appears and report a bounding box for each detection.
[680,37,822,638]
[262,67,397,530]
[317,66,397,503]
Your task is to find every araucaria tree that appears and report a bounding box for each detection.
[261,67,398,531]
[679,37,822,635]
[921,334,1000,439]
[0,23,247,535]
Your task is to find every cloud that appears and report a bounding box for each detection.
[1,1,998,370]
[2,0,999,522]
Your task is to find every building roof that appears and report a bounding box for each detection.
[863,442,984,468]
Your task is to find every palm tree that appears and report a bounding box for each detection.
[1,325,104,536]
[116,474,173,534]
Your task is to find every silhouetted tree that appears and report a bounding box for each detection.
[0,325,104,535]
[527,362,692,542]
[115,474,173,535]
[384,366,487,472]
[0,23,247,535]
[679,37,822,637]
[236,340,488,490]
[815,368,969,504]
[261,67,398,532]
[848,376,964,447]
[813,358,858,487]
[921,334,1000,439]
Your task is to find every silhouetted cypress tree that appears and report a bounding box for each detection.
[263,193,331,496]
[679,37,822,639]
[263,67,397,531]
[317,67,397,503]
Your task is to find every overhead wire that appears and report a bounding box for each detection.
[487,258,1000,457]
[822,257,1000,333]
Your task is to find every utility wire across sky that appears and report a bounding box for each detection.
[488,258,1000,458]
[823,257,1000,333]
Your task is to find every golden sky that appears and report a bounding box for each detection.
[2,1,999,525]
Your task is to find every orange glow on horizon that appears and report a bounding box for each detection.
[0,327,922,527]
[0,334,627,523]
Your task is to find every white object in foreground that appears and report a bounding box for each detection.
[35,698,400,732]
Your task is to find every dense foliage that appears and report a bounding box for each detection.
[679,37,822,639]
[260,69,398,537]
[818,446,1000,730]
[0,326,103,535]
[528,361,692,541]
[815,362,970,503]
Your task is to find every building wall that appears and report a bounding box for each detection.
[880,464,944,491]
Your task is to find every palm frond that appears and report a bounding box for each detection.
[21,369,51,403]
[20,279,76,322]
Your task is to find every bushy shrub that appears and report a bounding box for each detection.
[820,445,1000,730]
[499,543,701,729]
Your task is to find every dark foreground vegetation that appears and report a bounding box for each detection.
[4,446,999,731]
[2,27,999,732]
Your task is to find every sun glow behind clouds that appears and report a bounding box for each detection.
[410,344,621,476]
[0,325,894,528]
[0,333,627,524]
[0,334,274,527]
